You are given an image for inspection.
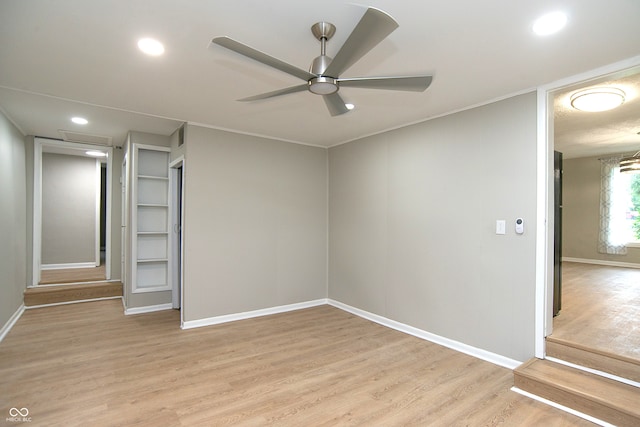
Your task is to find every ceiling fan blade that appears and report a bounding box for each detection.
[338,75,433,92]
[323,7,399,77]
[212,36,316,81]
[323,92,350,116]
[238,84,309,101]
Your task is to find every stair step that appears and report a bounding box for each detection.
[547,336,640,383]
[514,358,640,427]
[24,282,123,306]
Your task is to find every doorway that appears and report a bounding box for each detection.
[32,137,113,286]
[170,157,184,319]
[538,57,640,374]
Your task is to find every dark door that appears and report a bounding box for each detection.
[553,151,563,316]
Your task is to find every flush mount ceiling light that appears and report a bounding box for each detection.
[138,38,164,56]
[85,150,107,157]
[71,116,88,125]
[345,103,355,111]
[570,87,626,112]
[533,11,567,36]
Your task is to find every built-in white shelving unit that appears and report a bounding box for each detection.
[132,144,171,293]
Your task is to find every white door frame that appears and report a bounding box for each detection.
[32,137,113,286]
[534,54,640,358]
[169,156,185,321]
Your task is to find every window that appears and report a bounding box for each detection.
[610,169,640,247]
[598,157,640,255]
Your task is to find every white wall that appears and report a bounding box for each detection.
[41,153,97,266]
[329,92,538,362]
[182,125,327,322]
[0,110,26,329]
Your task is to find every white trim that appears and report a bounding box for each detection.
[36,279,120,287]
[535,86,550,358]
[545,356,640,389]
[0,304,25,342]
[511,387,614,427]
[124,303,173,315]
[33,137,114,285]
[180,299,522,369]
[181,299,328,330]
[25,296,121,310]
[131,144,171,294]
[32,140,42,286]
[535,54,640,358]
[41,262,97,270]
[186,120,328,149]
[562,257,640,269]
[169,156,184,315]
[328,299,522,370]
[95,159,101,267]
[328,87,538,149]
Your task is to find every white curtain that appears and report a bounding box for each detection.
[598,156,627,255]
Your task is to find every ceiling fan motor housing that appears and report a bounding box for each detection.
[308,76,338,95]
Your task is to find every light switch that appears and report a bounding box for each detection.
[496,220,506,235]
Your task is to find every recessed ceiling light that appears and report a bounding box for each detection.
[345,103,355,110]
[86,150,107,157]
[138,38,165,56]
[533,11,567,36]
[71,117,88,125]
[570,87,626,112]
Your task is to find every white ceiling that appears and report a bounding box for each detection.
[0,0,639,150]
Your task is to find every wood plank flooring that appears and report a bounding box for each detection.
[39,264,106,284]
[515,358,640,426]
[23,282,123,306]
[0,301,590,426]
[551,262,640,361]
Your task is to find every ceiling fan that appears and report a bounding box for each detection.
[211,7,433,116]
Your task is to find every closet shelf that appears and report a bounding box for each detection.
[137,258,168,263]
[137,203,168,208]
[138,174,169,180]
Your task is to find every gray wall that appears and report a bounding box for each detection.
[182,125,327,322]
[329,92,538,362]
[0,110,26,328]
[563,154,640,263]
[41,153,97,265]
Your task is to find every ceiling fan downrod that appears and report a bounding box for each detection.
[309,22,338,94]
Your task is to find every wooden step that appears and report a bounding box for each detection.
[514,358,640,427]
[547,336,640,383]
[24,282,123,307]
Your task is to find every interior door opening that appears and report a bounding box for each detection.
[33,137,113,286]
[170,158,184,315]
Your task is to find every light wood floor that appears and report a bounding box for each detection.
[551,262,640,361]
[0,301,590,426]
[39,264,106,285]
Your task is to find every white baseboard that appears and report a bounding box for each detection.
[563,257,640,269]
[178,297,521,369]
[328,299,522,370]
[41,262,97,270]
[181,299,328,330]
[124,303,174,315]
[0,304,25,342]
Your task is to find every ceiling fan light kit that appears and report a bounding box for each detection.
[620,152,640,173]
[212,7,433,116]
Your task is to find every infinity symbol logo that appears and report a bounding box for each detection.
[9,407,29,417]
